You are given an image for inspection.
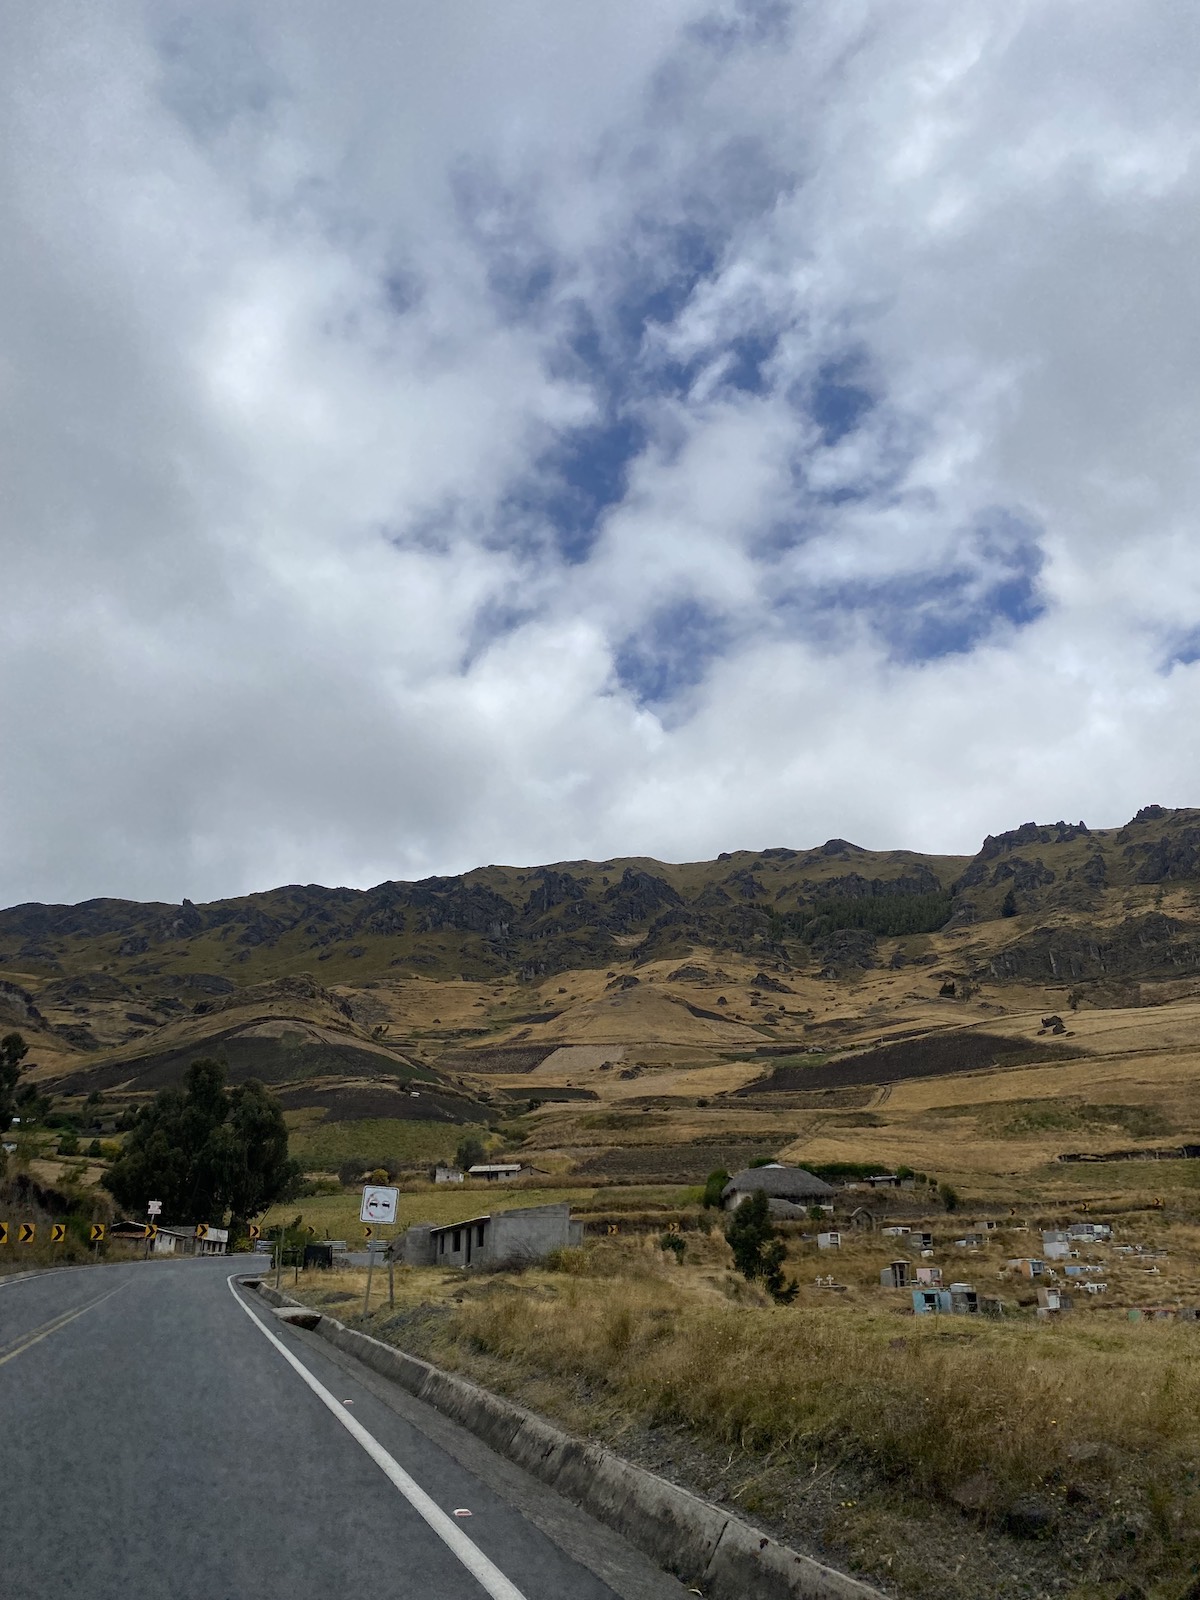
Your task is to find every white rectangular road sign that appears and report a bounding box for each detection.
[360,1185,399,1225]
[147,1200,162,1216]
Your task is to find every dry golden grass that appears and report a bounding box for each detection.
[289,1226,1200,1599]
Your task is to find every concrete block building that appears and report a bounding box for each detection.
[397,1203,582,1269]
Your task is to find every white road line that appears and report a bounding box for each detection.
[226,1276,529,1600]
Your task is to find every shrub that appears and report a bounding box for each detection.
[701,1167,730,1209]
[658,1232,686,1259]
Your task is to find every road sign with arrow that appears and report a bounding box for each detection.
[51,1223,66,1244]
[0,1223,8,1245]
[19,1223,35,1245]
[89,1223,106,1243]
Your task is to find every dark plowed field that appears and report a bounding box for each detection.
[275,1081,478,1124]
[53,1023,422,1094]
[575,1140,787,1181]
[734,1030,1084,1095]
[438,1044,559,1073]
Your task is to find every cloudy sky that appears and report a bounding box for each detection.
[3,1,1200,907]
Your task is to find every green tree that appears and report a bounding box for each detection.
[103,1059,299,1224]
[0,1032,29,1137]
[701,1167,730,1209]
[725,1190,798,1304]
[456,1136,486,1171]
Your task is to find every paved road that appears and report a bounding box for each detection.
[0,1257,686,1600]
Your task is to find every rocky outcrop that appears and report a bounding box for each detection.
[751,971,795,993]
[813,928,878,975]
[807,866,943,901]
[0,979,45,1028]
[1128,828,1200,884]
[985,913,1200,984]
[602,868,683,925]
[522,870,586,916]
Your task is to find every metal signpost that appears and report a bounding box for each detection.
[359,1186,399,1315]
[145,1200,161,1258]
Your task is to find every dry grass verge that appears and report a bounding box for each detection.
[293,1238,1200,1600]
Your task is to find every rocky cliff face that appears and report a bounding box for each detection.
[7,806,1200,992]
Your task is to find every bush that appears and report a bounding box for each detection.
[658,1232,686,1259]
[58,1132,80,1157]
[87,1139,102,1158]
[939,1182,960,1212]
[701,1167,730,1209]
[544,1246,589,1274]
[456,1136,486,1171]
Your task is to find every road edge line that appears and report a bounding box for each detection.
[226,1275,529,1600]
[247,1278,888,1600]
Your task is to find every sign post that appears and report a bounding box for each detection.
[145,1200,161,1258]
[360,1186,398,1316]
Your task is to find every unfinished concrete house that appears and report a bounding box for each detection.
[398,1203,582,1269]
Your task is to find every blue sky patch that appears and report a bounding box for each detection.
[503,414,648,565]
[810,356,876,444]
[828,515,1046,662]
[614,598,732,706]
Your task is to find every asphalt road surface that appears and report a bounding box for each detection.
[0,1256,688,1600]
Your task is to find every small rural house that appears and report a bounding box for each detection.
[468,1163,524,1183]
[398,1203,582,1269]
[152,1224,228,1257]
[721,1165,835,1216]
[433,1164,465,1184]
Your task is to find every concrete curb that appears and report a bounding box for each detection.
[248,1279,886,1600]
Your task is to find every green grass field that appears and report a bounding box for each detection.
[285,1113,491,1170]
[262,1184,600,1238]
[262,1180,703,1239]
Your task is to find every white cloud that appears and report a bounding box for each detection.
[3,0,1200,906]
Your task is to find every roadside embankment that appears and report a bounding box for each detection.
[251,1276,884,1600]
